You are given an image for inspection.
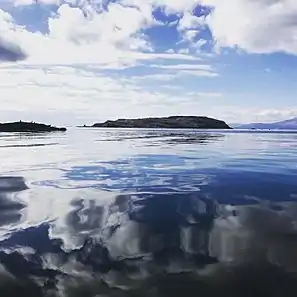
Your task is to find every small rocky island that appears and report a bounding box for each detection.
[82,116,231,129]
[0,121,67,132]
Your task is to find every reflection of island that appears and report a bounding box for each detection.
[97,130,225,145]
[163,132,224,145]
[0,121,66,132]
[80,116,231,129]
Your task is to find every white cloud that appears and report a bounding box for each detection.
[121,0,198,15]
[148,63,218,77]
[252,108,297,123]
[0,63,224,125]
[49,3,156,46]
[0,37,27,61]
[194,38,207,49]
[0,2,225,126]
[132,73,176,81]
[152,63,213,71]
[8,0,297,56]
[180,30,207,52]
[186,91,222,98]
[175,11,208,52]
[178,11,205,31]
[216,106,297,124]
[165,48,174,53]
[182,29,198,42]
[44,3,156,62]
[178,48,189,54]
[0,3,201,67]
[114,0,297,55]
[14,0,60,5]
[2,0,296,125]
[201,0,297,54]
[1,2,155,66]
[179,69,218,77]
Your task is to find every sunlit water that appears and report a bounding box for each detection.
[1,128,297,297]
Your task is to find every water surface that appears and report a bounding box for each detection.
[1,128,297,297]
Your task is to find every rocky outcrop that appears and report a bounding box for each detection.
[86,116,231,129]
[0,121,66,132]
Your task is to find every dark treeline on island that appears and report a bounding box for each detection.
[0,121,66,132]
[80,116,231,129]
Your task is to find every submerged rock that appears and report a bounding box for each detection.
[0,121,66,132]
[84,116,231,129]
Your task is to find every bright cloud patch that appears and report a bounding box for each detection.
[6,0,297,56]
[202,0,297,55]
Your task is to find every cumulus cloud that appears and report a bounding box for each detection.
[0,38,27,61]
[48,3,156,49]
[182,29,198,42]
[0,0,296,124]
[0,2,199,66]
[7,0,297,55]
[14,0,61,5]
[0,9,27,61]
[201,0,297,54]
[178,11,205,31]
[0,1,227,125]
[117,0,297,55]
[121,0,198,15]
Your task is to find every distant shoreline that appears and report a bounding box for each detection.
[77,126,297,134]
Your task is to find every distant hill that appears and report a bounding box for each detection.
[0,121,66,132]
[236,117,297,130]
[81,116,231,129]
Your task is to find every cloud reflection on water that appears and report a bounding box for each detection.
[1,171,297,296]
[0,130,297,296]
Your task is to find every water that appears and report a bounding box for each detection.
[1,128,297,297]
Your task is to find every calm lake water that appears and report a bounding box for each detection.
[1,128,297,297]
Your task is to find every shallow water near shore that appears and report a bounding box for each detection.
[1,128,297,297]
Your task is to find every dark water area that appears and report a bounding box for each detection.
[1,128,297,297]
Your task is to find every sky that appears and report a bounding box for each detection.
[0,0,297,125]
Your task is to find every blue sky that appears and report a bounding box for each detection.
[0,0,297,125]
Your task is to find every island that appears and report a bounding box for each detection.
[0,121,67,132]
[80,116,231,129]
